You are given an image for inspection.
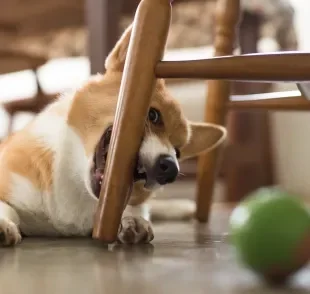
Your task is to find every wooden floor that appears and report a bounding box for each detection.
[0,204,309,294]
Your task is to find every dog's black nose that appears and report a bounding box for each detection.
[154,154,179,185]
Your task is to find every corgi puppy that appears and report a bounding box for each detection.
[0,25,226,246]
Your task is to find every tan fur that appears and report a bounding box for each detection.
[66,73,121,156]
[0,130,54,193]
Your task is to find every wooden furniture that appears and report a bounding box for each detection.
[3,88,56,135]
[0,49,54,136]
[0,0,84,138]
[0,0,84,35]
[196,0,240,221]
[92,0,310,243]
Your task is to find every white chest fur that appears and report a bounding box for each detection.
[9,111,98,236]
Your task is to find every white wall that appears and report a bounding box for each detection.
[270,0,310,198]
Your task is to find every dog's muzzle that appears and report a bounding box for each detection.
[153,154,179,185]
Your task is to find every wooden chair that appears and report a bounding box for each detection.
[0,49,55,137]
[92,0,310,243]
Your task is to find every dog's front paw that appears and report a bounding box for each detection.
[117,216,154,244]
[0,219,21,247]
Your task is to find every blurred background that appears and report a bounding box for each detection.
[0,0,309,203]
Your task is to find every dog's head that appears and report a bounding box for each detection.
[81,25,226,202]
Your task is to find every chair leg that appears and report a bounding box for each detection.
[225,12,274,202]
[92,0,171,243]
[85,0,122,74]
[196,0,241,222]
[7,116,14,136]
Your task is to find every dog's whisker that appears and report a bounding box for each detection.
[177,173,186,178]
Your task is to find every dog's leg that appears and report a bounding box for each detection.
[0,201,21,246]
[117,203,154,244]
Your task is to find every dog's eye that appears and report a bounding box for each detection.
[175,148,181,159]
[148,108,161,125]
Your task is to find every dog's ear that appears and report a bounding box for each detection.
[105,24,133,72]
[179,122,227,161]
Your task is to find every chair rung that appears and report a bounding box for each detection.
[156,52,310,82]
[228,91,310,111]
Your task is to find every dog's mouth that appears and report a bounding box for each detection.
[90,125,147,198]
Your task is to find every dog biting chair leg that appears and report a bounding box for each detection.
[92,0,172,243]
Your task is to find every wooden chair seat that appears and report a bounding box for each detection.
[0,49,46,75]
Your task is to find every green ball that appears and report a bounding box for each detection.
[229,187,310,283]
